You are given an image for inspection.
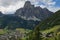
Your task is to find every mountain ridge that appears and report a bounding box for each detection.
[15,1,53,21]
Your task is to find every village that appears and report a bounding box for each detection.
[0,30,26,40]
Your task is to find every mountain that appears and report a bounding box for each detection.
[0,1,53,30]
[36,10,60,30]
[0,14,39,29]
[15,1,53,21]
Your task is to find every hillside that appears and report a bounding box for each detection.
[36,10,60,30]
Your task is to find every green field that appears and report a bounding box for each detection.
[0,29,8,34]
[0,28,31,35]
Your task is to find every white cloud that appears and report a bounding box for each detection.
[29,0,60,12]
[47,7,60,12]
[40,5,46,8]
[0,0,25,14]
[0,0,21,6]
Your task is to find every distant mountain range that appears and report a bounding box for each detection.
[0,1,53,30]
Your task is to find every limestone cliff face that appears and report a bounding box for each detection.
[15,1,53,21]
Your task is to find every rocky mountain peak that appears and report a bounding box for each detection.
[24,1,34,8]
[25,1,31,4]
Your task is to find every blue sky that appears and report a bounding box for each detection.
[0,0,60,14]
[54,0,60,7]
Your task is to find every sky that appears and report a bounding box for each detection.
[0,0,60,14]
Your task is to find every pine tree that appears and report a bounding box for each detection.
[33,26,42,40]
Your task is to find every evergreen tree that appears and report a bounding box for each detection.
[33,26,42,40]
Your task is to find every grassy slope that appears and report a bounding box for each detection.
[42,25,60,40]
[42,25,60,33]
